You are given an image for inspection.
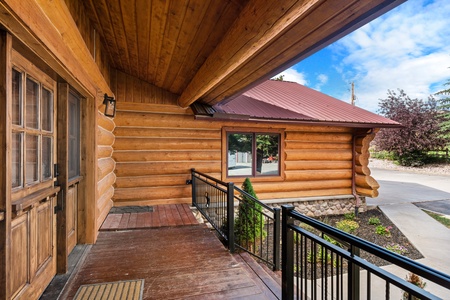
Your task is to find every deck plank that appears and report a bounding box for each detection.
[60,226,278,299]
[170,204,184,226]
[100,204,199,231]
[158,205,168,227]
[177,204,192,225]
[135,212,147,228]
[183,203,199,225]
[163,204,177,226]
[117,213,130,229]
[127,213,138,228]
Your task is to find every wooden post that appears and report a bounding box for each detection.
[56,83,69,274]
[0,30,12,300]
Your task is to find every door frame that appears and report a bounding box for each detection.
[56,84,88,273]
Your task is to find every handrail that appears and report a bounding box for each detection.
[282,205,450,300]
[288,208,450,287]
[191,169,281,270]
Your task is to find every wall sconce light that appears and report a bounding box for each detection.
[103,94,116,117]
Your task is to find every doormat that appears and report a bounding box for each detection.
[109,206,154,214]
[74,279,144,300]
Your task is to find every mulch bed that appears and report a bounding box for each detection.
[289,207,424,279]
[315,208,423,265]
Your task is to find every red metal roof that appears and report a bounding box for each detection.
[213,80,400,127]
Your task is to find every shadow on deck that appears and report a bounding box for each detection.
[44,204,281,299]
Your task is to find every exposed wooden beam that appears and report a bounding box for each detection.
[178,0,405,108]
[0,0,112,101]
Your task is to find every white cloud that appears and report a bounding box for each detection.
[273,68,307,85]
[314,74,328,90]
[332,0,450,112]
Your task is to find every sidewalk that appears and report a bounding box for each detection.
[376,203,450,299]
[366,164,450,298]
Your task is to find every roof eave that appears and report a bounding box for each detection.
[193,114,402,128]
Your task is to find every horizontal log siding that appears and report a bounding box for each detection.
[113,105,222,206]
[355,130,380,197]
[96,112,115,231]
[253,128,354,200]
[110,75,377,204]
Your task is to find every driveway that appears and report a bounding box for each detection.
[367,168,450,214]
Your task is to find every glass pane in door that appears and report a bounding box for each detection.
[41,88,53,132]
[12,132,22,188]
[26,77,39,129]
[68,92,80,180]
[42,136,52,180]
[26,134,39,184]
[12,69,22,126]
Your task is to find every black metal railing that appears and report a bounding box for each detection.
[233,185,281,270]
[282,205,450,300]
[191,169,280,270]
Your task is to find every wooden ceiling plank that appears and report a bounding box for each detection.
[85,0,122,71]
[120,0,140,78]
[162,0,211,92]
[203,0,398,105]
[148,0,170,86]
[169,0,242,94]
[154,0,189,88]
[107,0,131,74]
[135,0,151,80]
[177,0,319,108]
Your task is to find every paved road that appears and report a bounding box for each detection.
[367,168,450,215]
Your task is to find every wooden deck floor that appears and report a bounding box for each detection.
[100,204,199,230]
[58,206,280,299]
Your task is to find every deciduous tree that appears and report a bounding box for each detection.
[373,89,447,166]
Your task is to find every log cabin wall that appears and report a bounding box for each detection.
[111,71,377,206]
[63,0,115,233]
[96,113,115,232]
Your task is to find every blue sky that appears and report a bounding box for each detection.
[275,0,450,113]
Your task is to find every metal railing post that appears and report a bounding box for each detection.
[273,207,281,271]
[191,168,196,207]
[349,244,360,300]
[282,205,295,299]
[227,182,235,253]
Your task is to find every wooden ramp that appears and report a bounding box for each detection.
[100,204,199,230]
[59,226,280,299]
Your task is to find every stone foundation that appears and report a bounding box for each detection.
[262,195,367,217]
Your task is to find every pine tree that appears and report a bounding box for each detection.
[435,80,450,142]
[235,178,266,251]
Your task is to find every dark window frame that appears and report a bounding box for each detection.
[226,130,282,178]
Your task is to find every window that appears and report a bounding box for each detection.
[11,68,54,189]
[68,91,81,180]
[227,132,280,177]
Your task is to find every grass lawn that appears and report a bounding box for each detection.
[423,210,450,229]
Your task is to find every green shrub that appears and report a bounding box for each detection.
[385,243,408,255]
[235,178,266,249]
[368,217,381,226]
[336,220,359,234]
[370,150,395,160]
[375,225,392,236]
[344,212,356,220]
[323,234,342,248]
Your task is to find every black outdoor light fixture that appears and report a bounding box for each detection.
[103,93,116,117]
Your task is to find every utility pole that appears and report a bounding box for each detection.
[350,82,356,106]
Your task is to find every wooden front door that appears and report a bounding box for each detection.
[9,49,59,300]
[56,85,82,273]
